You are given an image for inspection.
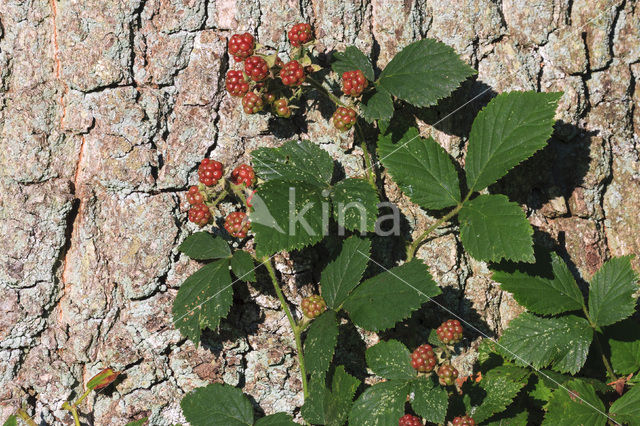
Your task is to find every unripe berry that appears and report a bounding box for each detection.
[231,164,255,187]
[188,203,211,227]
[224,211,250,238]
[342,70,368,97]
[280,60,305,86]
[301,295,326,319]
[228,33,255,62]
[274,98,292,118]
[437,363,458,386]
[225,70,250,97]
[332,107,357,131]
[198,159,223,186]
[244,56,269,81]
[398,414,422,426]
[410,344,437,372]
[437,319,463,344]
[288,23,313,47]
[264,92,276,104]
[186,185,204,205]
[452,415,476,426]
[242,92,264,114]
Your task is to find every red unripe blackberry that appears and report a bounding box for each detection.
[198,159,223,186]
[280,60,305,86]
[264,92,276,104]
[224,211,250,238]
[287,23,313,47]
[188,203,211,227]
[301,295,326,319]
[225,70,250,97]
[242,92,264,114]
[410,344,437,372]
[452,415,476,426]
[244,56,269,81]
[332,107,357,131]
[342,70,368,97]
[398,414,422,426]
[228,33,255,62]
[437,363,459,386]
[186,185,204,205]
[274,98,292,118]
[437,319,463,344]
[231,164,255,187]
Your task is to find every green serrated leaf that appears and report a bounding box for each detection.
[378,127,461,210]
[251,180,327,257]
[331,179,379,232]
[410,377,448,424]
[459,194,534,263]
[605,319,640,375]
[332,46,375,81]
[365,340,416,381]
[251,140,334,187]
[465,91,562,192]
[230,250,256,282]
[360,90,394,123]
[378,38,476,108]
[178,232,231,260]
[492,252,584,315]
[484,410,529,426]
[2,415,17,426]
[321,236,371,309]
[180,383,253,426]
[484,365,531,383]
[465,376,526,423]
[498,313,593,374]
[610,383,640,426]
[343,259,441,331]
[305,310,339,379]
[302,366,361,426]
[542,380,607,426]
[254,413,297,426]
[349,381,409,426]
[172,259,233,343]
[588,255,638,327]
[124,419,148,426]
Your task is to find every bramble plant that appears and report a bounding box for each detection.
[172,23,640,426]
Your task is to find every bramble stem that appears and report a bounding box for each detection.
[16,409,37,426]
[263,258,309,400]
[61,401,81,426]
[305,76,346,107]
[355,122,377,187]
[582,305,617,380]
[406,192,472,260]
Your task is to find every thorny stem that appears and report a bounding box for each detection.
[406,192,472,261]
[582,305,617,380]
[263,257,309,401]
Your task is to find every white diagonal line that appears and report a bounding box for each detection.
[357,250,621,425]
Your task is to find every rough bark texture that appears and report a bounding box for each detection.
[0,0,639,424]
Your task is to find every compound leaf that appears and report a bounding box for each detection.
[349,381,409,426]
[378,127,461,210]
[304,310,339,380]
[378,39,476,108]
[343,259,441,331]
[492,252,584,315]
[610,383,640,426]
[254,413,297,426]
[465,376,526,423]
[542,380,607,426]
[230,250,256,282]
[410,377,448,424]
[605,319,640,375]
[459,194,534,263]
[172,259,233,344]
[181,383,253,426]
[331,179,379,232]
[588,255,638,327]
[302,366,360,426]
[361,89,394,123]
[465,91,562,192]
[252,140,334,187]
[321,236,371,309]
[178,232,231,260]
[365,340,416,381]
[498,313,593,374]
[332,46,375,81]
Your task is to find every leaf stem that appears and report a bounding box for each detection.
[263,257,309,400]
[61,401,81,426]
[582,305,617,380]
[355,122,377,187]
[406,192,472,261]
[16,409,37,426]
[305,76,346,107]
